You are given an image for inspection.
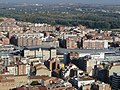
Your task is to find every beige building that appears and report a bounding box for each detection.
[7,65,18,75]
[29,75,51,86]
[0,75,57,90]
[11,34,43,47]
[44,58,60,72]
[7,64,30,75]
[109,64,120,76]
[95,82,111,90]
[0,75,28,90]
[18,64,30,75]
[14,75,28,87]
[30,25,56,32]
[66,37,78,49]
[83,39,108,49]
[35,64,51,76]
[0,75,15,90]
[23,47,56,61]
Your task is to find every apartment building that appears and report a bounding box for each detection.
[23,47,56,61]
[11,33,43,47]
[7,64,30,75]
[82,39,108,49]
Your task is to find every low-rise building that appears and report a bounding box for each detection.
[69,76,95,88]
[35,63,51,76]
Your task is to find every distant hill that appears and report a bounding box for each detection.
[0,0,120,5]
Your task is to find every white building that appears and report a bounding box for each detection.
[69,76,95,88]
[7,66,18,75]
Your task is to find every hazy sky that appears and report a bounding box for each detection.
[0,0,120,5]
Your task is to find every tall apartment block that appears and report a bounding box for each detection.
[10,34,42,47]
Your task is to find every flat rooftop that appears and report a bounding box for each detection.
[57,47,120,54]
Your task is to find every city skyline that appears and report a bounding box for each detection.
[0,0,120,89]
